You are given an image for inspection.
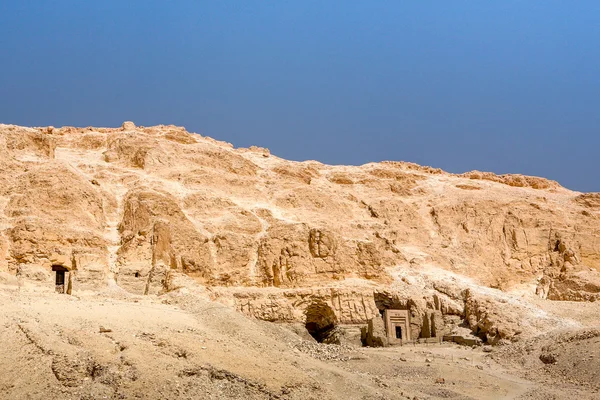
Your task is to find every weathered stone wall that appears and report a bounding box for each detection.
[210,287,457,343]
[0,123,599,341]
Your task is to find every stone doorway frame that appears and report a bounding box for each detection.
[384,309,411,344]
[52,265,71,294]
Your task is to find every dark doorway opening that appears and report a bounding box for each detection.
[395,326,403,339]
[52,265,68,294]
[56,270,65,286]
[305,302,338,344]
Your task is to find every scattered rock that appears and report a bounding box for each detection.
[292,341,355,362]
[540,352,558,365]
[122,121,136,130]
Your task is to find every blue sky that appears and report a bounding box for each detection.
[1,1,598,191]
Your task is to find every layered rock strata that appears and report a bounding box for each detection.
[1,122,599,343]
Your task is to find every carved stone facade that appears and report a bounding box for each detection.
[384,309,411,343]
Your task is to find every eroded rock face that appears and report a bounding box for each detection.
[116,189,213,294]
[308,229,337,259]
[535,232,600,301]
[1,123,599,344]
[464,290,519,344]
[363,317,388,347]
[209,286,459,343]
[4,127,56,159]
[544,271,600,302]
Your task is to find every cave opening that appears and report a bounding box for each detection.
[304,302,338,343]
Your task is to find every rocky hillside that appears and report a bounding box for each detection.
[1,122,599,344]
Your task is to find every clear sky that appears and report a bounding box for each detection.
[1,1,598,192]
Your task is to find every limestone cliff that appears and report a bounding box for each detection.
[1,122,599,343]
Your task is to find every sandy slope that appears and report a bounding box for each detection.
[1,284,599,400]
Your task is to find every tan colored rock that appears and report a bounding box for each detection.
[4,127,56,159]
[575,193,600,209]
[0,233,8,272]
[460,170,559,189]
[72,252,108,290]
[363,316,388,347]
[546,270,600,302]
[122,121,136,130]
[1,122,599,344]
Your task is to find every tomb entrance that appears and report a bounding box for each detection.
[305,302,338,343]
[384,309,411,344]
[52,265,69,294]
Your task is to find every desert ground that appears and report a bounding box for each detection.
[1,282,599,400]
